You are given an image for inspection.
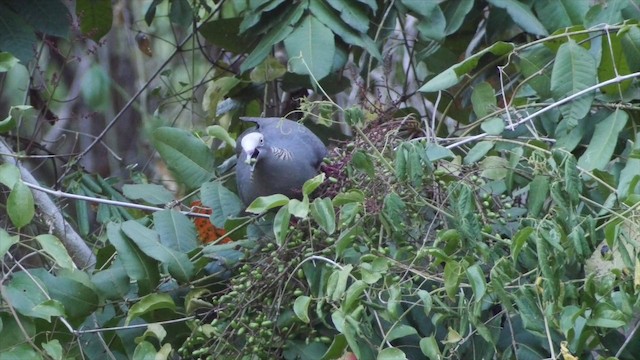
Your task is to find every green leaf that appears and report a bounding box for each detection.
[42,339,63,360]
[30,268,99,319]
[586,302,627,328]
[3,271,55,320]
[35,235,75,270]
[465,264,487,301]
[417,290,433,316]
[425,143,455,161]
[206,124,237,148]
[599,33,632,95]
[302,173,326,196]
[5,0,71,38]
[481,117,505,135]
[444,260,461,300]
[153,209,198,253]
[487,0,548,36]
[326,0,370,33]
[246,194,290,213]
[122,184,174,205]
[0,105,32,133]
[343,280,366,312]
[419,42,515,92]
[420,336,442,360]
[199,18,248,54]
[464,141,494,164]
[76,0,113,41]
[511,226,533,263]
[332,189,364,206]
[169,0,192,27]
[351,150,375,178]
[321,334,348,360]
[518,45,554,98]
[550,39,597,128]
[442,0,474,35]
[126,293,176,325]
[621,25,640,72]
[153,127,214,189]
[386,325,418,342]
[479,156,509,180]
[310,197,336,235]
[527,175,549,217]
[200,181,242,227]
[250,55,288,84]
[121,220,193,283]
[91,265,130,300]
[577,109,628,170]
[7,181,34,228]
[336,224,361,258]
[0,3,37,63]
[273,205,291,246]
[240,5,304,72]
[293,295,311,323]
[106,222,159,294]
[0,228,18,258]
[308,0,381,60]
[534,0,587,30]
[288,198,310,219]
[0,163,20,189]
[377,347,408,360]
[327,265,352,302]
[471,82,497,118]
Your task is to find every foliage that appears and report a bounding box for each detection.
[1,0,640,360]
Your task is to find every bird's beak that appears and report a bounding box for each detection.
[245,149,259,170]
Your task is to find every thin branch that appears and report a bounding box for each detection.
[0,138,96,269]
[23,180,209,219]
[445,72,640,149]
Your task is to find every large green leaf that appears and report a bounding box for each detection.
[106,222,160,294]
[121,220,194,283]
[153,209,198,253]
[5,0,71,38]
[308,0,381,60]
[284,15,335,80]
[577,109,628,170]
[487,0,548,36]
[122,184,174,205]
[200,181,243,228]
[533,0,587,31]
[240,5,304,72]
[35,235,75,270]
[441,0,474,35]
[310,197,336,235]
[598,32,632,95]
[0,3,37,63]
[518,45,554,99]
[76,0,112,41]
[3,271,60,321]
[153,127,213,190]
[550,39,597,128]
[31,268,99,319]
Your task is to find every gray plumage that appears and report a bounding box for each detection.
[235,117,327,206]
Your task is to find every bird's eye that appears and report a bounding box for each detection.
[259,137,264,144]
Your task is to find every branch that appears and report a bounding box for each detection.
[0,138,96,270]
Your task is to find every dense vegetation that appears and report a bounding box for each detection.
[1,0,640,359]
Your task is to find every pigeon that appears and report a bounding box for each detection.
[235,117,327,206]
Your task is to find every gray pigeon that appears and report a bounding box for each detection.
[235,117,327,206]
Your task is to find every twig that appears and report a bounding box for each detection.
[22,180,209,219]
[445,71,640,149]
[0,138,96,269]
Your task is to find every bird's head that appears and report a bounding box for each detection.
[240,132,264,169]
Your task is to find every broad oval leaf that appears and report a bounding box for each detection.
[577,109,628,170]
[153,209,198,253]
[310,197,336,235]
[35,235,75,270]
[293,295,311,323]
[153,127,213,189]
[126,293,176,325]
[8,180,34,228]
[122,184,174,205]
[200,181,242,227]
